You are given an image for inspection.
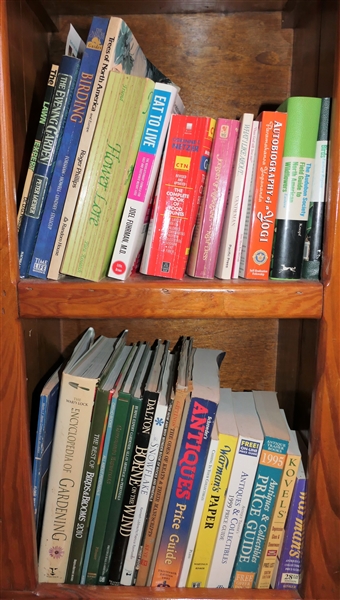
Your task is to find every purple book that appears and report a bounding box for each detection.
[272,461,307,589]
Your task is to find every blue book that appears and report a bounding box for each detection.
[231,391,290,589]
[32,368,60,544]
[18,53,81,277]
[28,17,109,279]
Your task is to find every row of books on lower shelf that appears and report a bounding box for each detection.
[34,328,307,589]
[17,15,331,285]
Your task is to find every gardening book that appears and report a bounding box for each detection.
[215,112,254,280]
[48,16,174,280]
[256,413,301,589]
[140,114,216,280]
[29,16,109,279]
[270,96,322,279]
[151,346,225,587]
[18,54,81,277]
[239,111,287,280]
[108,83,184,281]
[231,391,290,589]
[207,391,263,589]
[187,118,239,279]
[185,388,238,588]
[136,337,193,587]
[60,72,155,281]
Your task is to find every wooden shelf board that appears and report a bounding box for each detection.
[18,276,323,320]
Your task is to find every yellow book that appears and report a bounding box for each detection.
[255,411,301,589]
[186,388,238,588]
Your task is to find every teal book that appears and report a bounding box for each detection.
[231,391,290,589]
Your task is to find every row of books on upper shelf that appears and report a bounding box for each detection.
[17,14,331,284]
[34,327,307,590]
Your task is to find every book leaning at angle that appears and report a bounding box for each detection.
[231,391,290,589]
[18,54,81,277]
[215,112,254,280]
[185,388,238,588]
[207,391,263,589]
[108,83,185,281]
[270,96,322,279]
[28,16,109,279]
[47,16,175,281]
[38,331,119,583]
[140,114,216,280]
[60,72,155,282]
[151,346,225,587]
[256,412,301,589]
[187,118,239,279]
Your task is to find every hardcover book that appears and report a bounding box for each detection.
[186,118,239,279]
[150,346,225,587]
[28,16,109,279]
[270,96,322,279]
[47,16,174,280]
[140,114,216,280]
[231,391,290,589]
[215,112,254,280]
[207,391,264,589]
[108,83,184,281]
[239,111,287,280]
[60,72,155,281]
[18,54,81,277]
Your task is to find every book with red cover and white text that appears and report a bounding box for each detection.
[140,114,215,280]
[186,118,239,279]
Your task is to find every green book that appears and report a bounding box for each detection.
[60,72,155,281]
[65,330,128,584]
[270,96,322,279]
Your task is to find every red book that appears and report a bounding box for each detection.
[140,114,216,280]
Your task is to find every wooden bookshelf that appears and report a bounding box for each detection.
[1,1,339,599]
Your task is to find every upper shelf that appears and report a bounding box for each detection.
[18,276,323,319]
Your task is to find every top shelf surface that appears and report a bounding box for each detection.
[18,276,323,319]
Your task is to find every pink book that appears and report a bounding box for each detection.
[186,118,239,279]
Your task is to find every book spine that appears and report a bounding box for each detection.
[207,435,263,588]
[28,17,109,279]
[120,400,168,585]
[108,84,179,281]
[256,451,301,588]
[60,74,154,282]
[273,478,307,589]
[18,55,80,277]
[135,389,187,586]
[83,392,132,584]
[140,115,215,280]
[17,64,59,230]
[215,113,254,280]
[151,396,218,587]
[302,97,331,280]
[105,392,159,585]
[270,96,322,279]
[232,120,260,279]
[186,432,238,588]
[178,432,219,587]
[240,112,287,280]
[38,372,98,583]
[187,119,239,279]
[231,435,289,589]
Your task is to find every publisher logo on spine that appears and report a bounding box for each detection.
[253,249,268,266]
[112,261,126,275]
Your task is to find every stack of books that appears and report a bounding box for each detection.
[34,327,307,590]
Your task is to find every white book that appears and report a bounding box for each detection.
[120,351,173,585]
[38,332,119,583]
[233,120,260,278]
[207,391,263,588]
[215,113,254,280]
[177,421,219,587]
[108,84,184,280]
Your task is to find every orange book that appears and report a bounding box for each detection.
[239,111,287,279]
